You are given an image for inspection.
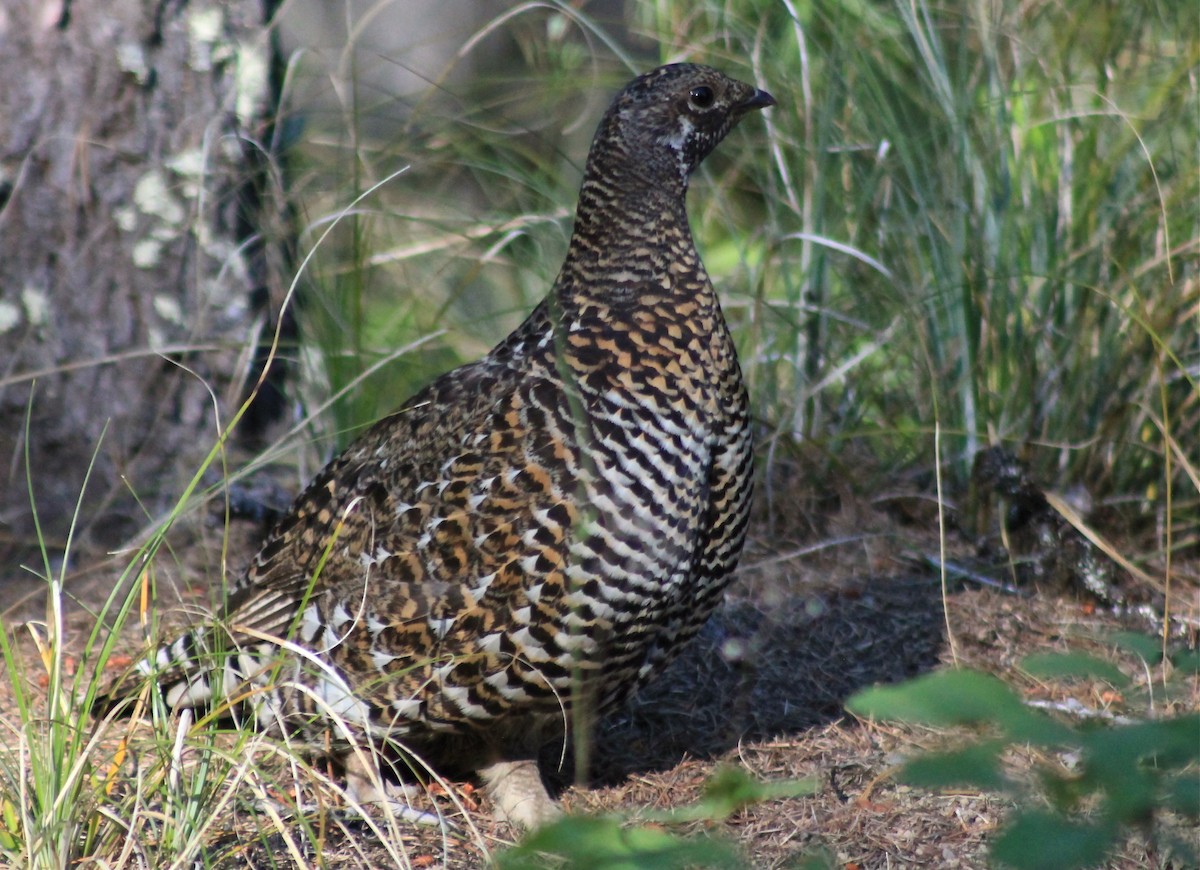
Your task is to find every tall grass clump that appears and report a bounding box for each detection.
[640,0,1196,520]
[0,403,211,865]
[1,381,454,865]
[0,412,111,868]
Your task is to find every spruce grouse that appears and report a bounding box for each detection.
[110,63,774,828]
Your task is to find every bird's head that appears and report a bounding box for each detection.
[593,63,775,188]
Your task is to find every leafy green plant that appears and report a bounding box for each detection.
[0,380,389,866]
[847,642,1200,870]
[496,766,818,869]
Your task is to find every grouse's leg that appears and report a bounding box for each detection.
[478,757,561,829]
[341,749,444,826]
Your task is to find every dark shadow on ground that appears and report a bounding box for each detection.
[554,573,948,787]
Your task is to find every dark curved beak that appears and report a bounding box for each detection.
[741,88,776,111]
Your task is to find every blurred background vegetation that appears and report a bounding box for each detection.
[275,0,1196,560]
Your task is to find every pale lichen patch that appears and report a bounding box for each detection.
[165,148,206,199]
[133,238,163,269]
[0,300,21,334]
[21,285,49,326]
[133,171,185,226]
[187,7,224,72]
[114,205,138,233]
[234,40,269,127]
[153,294,185,326]
[117,41,150,84]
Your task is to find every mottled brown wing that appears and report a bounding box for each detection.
[225,335,589,727]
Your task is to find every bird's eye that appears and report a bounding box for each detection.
[688,86,715,109]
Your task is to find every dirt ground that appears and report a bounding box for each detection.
[1,457,1196,869]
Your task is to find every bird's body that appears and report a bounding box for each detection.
[121,63,773,826]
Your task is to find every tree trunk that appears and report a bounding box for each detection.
[0,0,284,598]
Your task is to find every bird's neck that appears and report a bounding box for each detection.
[555,161,698,302]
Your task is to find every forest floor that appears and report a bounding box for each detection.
[1,456,1196,869]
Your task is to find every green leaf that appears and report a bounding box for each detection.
[1105,631,1164,665]
[0,795,18,852]
[1082,715,1200,773]
[1020,652,1129,687]
[497,815,742,870]
[1163,771,1200,819]
[659,767,818,823]
[1170,647,1200,673]
[1161,831,1200,868]
[1039,764,1092,813]
[497,769,815,868]
[991,811,1117,870]
[1079,716,1200,821]
[900,740,1009,791]
[846,670,1074,745]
